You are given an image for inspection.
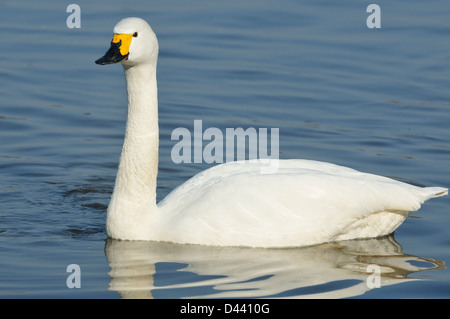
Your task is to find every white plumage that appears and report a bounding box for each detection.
[96,17,447,247]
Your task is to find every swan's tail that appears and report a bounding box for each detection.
[422,187,448,199]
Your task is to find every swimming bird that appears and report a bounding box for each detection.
[95,17,447,247]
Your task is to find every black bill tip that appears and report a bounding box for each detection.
[95,40,128,65]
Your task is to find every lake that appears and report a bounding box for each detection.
[0,0,449,300]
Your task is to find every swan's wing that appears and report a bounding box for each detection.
[158,160,446,247]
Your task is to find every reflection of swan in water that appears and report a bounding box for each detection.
[104,236,444,299]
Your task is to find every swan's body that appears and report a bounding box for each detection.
[96,17,447,248]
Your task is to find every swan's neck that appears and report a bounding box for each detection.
[106,62,159,240]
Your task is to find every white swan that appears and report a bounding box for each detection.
[95,17,447,247]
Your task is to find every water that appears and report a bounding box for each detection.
[0,0,449,299]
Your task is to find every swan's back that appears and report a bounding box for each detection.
[157,160,446,247]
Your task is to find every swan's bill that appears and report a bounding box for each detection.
[95,33,133,65]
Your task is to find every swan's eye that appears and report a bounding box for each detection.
[133,32,138,37]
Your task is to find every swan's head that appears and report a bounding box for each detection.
[95,17,158,67]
